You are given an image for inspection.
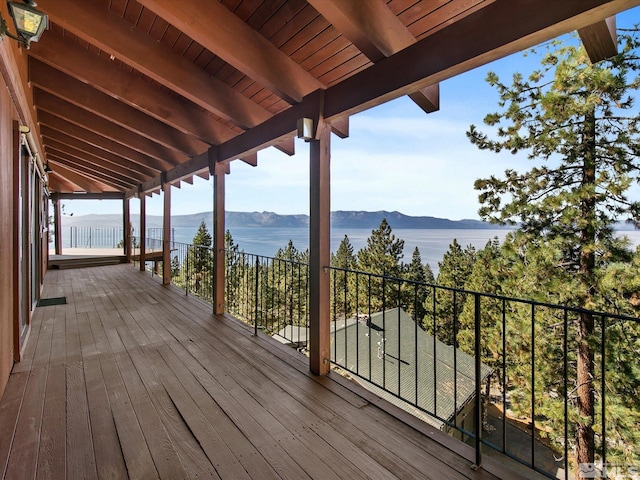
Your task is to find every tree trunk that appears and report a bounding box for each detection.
[575,108,597,471]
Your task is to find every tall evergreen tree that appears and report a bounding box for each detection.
[273,240,308,328]
[458,238,505,360]
[430,239,476,344]
[224,230,246,315]
[188,221,213,297]
[331,235,357,316]
[402,246,430,327]
[467,30,640,469]
[356,219,405,312]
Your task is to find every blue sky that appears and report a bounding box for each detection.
[63,7,640,220]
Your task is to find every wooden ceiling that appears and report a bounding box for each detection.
[12,0,640,196]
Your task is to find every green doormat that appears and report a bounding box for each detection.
[37,297,67,307]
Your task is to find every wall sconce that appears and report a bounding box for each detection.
[297,117,315,142]
[0,1,48,49]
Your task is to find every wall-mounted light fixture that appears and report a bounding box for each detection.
[44,162,52,173]
[0,1,48,49]
[297,117,315,142]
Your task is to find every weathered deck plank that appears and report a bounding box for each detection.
[0,264,525,480]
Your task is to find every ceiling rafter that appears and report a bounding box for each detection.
[37,0,273,129]
[37,111,173,172]
[307,0,439,113]
[48,173,82,193]
[43,137,150,183]
[28,30,239,145]
[578,17,618,61]
[137,0,325,104]
[29,59,210,157]
[145,0,636,198]
[47,151,136,190]
[40,126,159,178]
[8,0,635,197]
[47,161,119,192]
[34,89,188,166]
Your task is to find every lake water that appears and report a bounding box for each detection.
[59,225,640,275]
[174,227,640,273]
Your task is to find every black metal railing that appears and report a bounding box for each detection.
[66,226,124,248]
[171,241,215,303]
[327,265,640,480]
[63,227,174,250]
[132,240,640,479]
[225,250,309,343]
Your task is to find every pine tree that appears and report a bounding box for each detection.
[467,30,640,469]
[331,235,357,317]
[402,246,430,328]
[273,240,308,328]
[458,238,505,361]
[429,239,475,345]
[188,221,213,298]
[356,219,405,312]
[224,230,246,315]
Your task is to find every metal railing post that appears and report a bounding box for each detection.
[474,293,483,469]
[254,258,260,336]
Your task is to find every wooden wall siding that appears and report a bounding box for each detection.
[0,265,527,480]
[0,87,15,398]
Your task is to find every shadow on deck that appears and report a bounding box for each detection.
[0,264,530,479]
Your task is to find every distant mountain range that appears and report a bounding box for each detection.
[61,210,510,230]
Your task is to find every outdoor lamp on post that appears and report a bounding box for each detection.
[0,1,48,49]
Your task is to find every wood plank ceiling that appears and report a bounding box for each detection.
[16,0,638,195]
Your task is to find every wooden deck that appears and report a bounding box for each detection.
[0,264,525,480]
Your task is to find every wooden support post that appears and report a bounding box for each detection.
[123,197,131,261]
[309,121,331,375]
[139,193,146,271]
[53,193,62,255]
[162,182,171,285]
[213,160,226,315]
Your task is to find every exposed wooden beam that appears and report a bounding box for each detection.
[48,152,135,190]
[330,117,349,139]
[54,192,125,200]
[123,0,638,198]
[239,154,258,167]
[138,0,324,104]
[37,0,273,129]
[40,126,159,178]
[274,137,296,156]
[29,31,237,145]
[43,136,150,182]
[308,0,439,113]
[47,174,82,194]
[47,161,119,193]
[578,17,618,62]
[30,58,210,156]
[34,90,187,166]
[324,0,640,119]
[37,112,172,172]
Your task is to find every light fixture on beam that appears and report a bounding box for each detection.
[0,1,48,49]
[44,162,52,173]
[297,117,315,142]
